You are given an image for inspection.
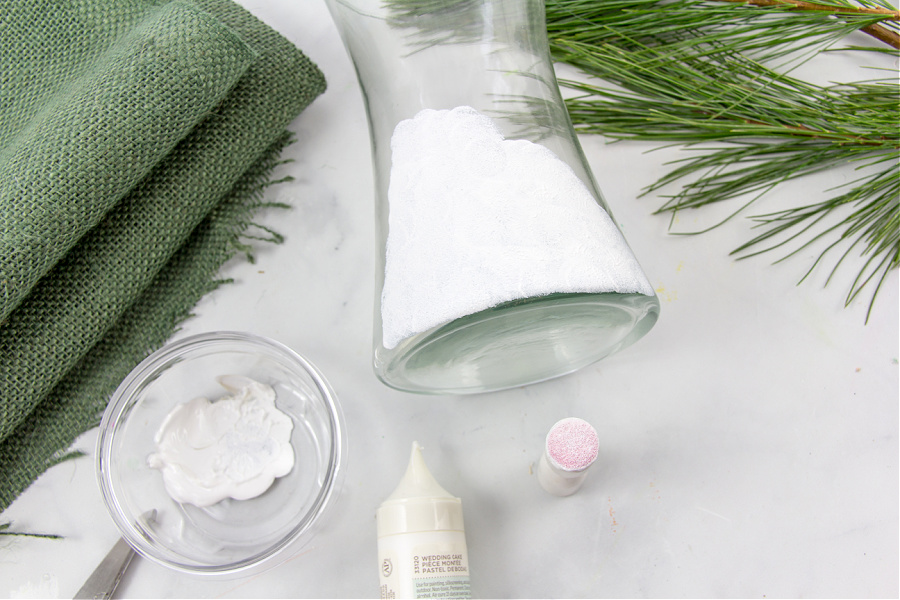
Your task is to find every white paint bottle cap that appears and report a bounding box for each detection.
[537,417,599,497]
[376,441,465,536]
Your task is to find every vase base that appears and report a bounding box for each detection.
[374,292,659,395]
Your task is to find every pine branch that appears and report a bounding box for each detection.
[725,0,898,18]
[861,22,900,46]
[547,0,899,319]
[715,0,900,47]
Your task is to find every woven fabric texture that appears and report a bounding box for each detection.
[0,0,326,512]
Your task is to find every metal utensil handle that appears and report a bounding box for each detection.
[73,537,136,600]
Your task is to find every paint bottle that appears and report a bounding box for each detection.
[377,442,471,599]
[537,417,599,496]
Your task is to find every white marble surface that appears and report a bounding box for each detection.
[2,1,898,598]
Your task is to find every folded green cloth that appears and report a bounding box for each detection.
[0,0,326,512]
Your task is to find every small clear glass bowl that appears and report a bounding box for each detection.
[97,331,345,577]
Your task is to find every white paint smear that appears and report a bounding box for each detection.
[381,106,654,349]
[147,375,294,507]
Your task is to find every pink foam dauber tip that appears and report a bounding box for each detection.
[546,417,599,471]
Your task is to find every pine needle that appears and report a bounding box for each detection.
[0,522,63,539]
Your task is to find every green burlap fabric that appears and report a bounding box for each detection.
[0,0,326,512]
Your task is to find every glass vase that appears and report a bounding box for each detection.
[326,0,660,394]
